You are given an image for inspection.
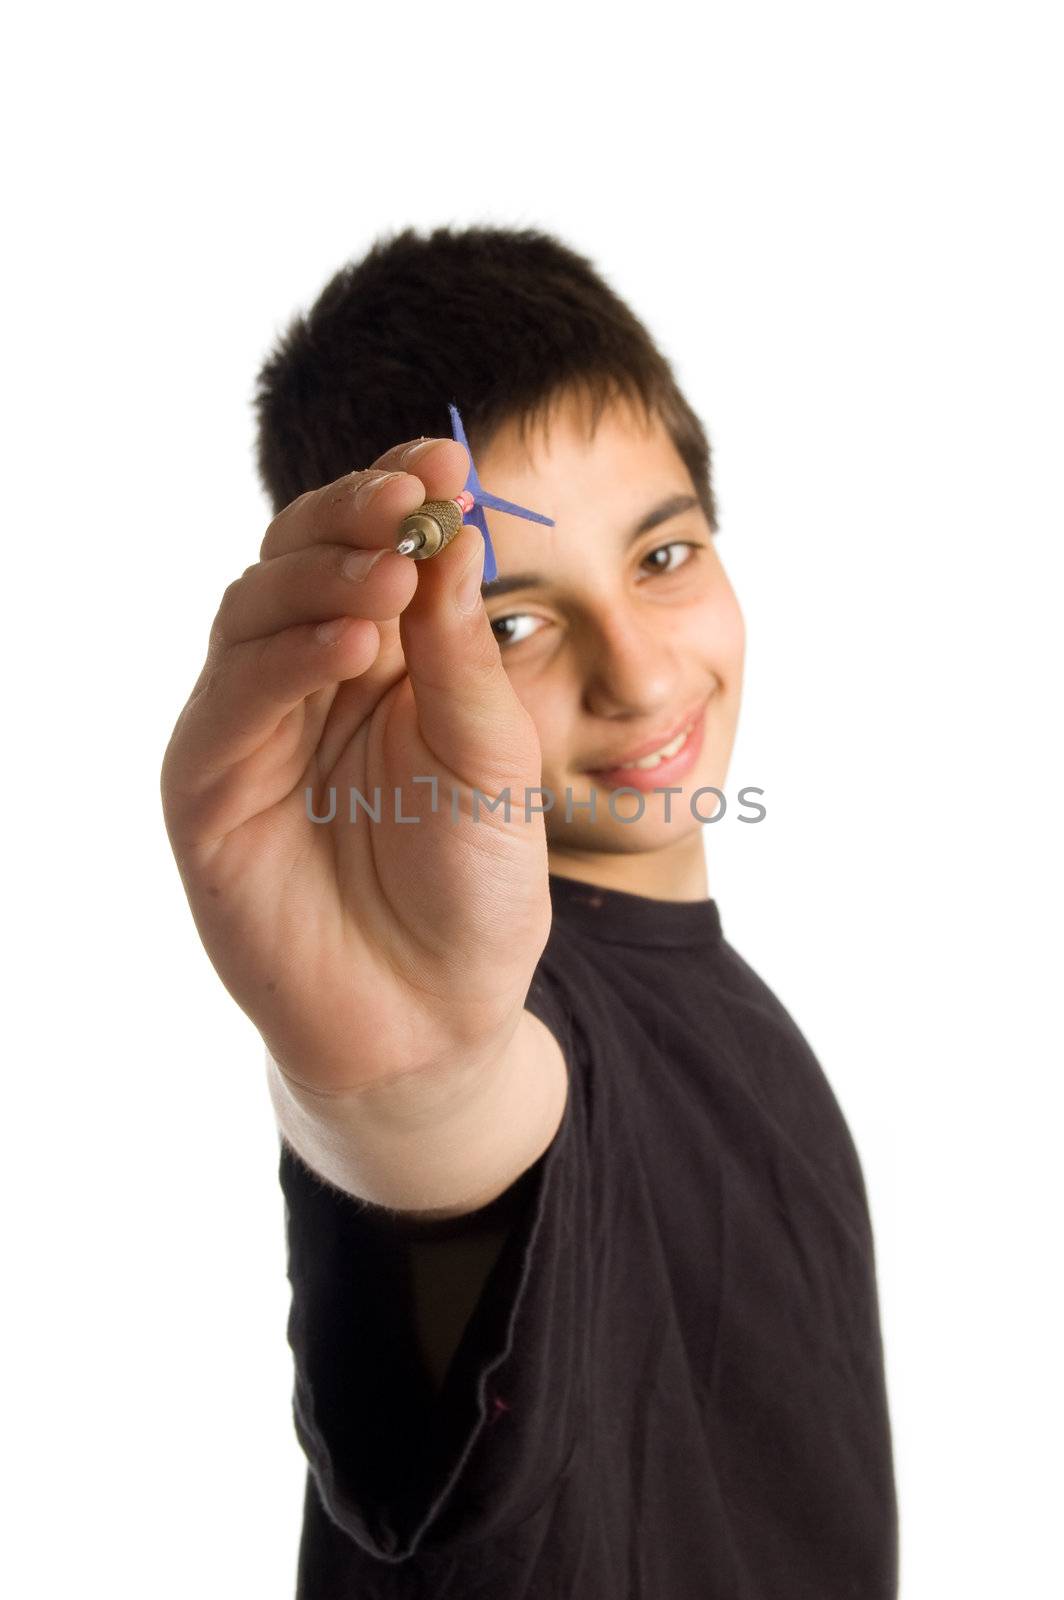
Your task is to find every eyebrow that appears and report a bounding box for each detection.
[480,492,701,599]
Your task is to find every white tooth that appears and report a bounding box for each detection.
[628,723,691,770]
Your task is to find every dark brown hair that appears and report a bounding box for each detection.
[254,224,717,531]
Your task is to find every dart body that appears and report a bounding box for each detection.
[391,403,555,581]
[395,490,475,559]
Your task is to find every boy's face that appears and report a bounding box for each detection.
[472,388,745,882]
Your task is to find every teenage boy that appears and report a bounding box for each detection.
[160,225,898,1598]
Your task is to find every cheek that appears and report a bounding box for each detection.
[691,549,745,670]
[684,582,746,680]
[718,588,746,678]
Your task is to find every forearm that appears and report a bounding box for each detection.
[267,1006,567,1218]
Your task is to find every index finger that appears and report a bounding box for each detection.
[260,436,471,560]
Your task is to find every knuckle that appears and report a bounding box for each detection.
[263,491,303,542]
[262,487,316,555]
[191,656,224,709]
[212,576,244,641]
[280,487,316,519]
[200,630,268,705]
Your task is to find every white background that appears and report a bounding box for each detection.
[4,2,1061,1595]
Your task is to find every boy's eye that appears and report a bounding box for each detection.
[639,540,699,577]
[489,613,544,648]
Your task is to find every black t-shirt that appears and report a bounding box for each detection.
[279,872,899,1597]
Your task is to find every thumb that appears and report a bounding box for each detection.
[397,524,539,786]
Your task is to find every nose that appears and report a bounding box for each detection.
[579,607,683,721]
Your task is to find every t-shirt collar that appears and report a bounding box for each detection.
[547,871,723,950]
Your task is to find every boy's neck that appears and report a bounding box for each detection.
[546,832,710,904]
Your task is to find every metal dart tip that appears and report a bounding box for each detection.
[395,534,421,557]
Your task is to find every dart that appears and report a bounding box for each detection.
[394,402,554,582]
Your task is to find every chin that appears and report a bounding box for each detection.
[544,776,720,857]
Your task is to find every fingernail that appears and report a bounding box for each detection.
[355,471,402,509]
[317,617,350,644]
[455,538,485,614]
[342,548,388,582]
[400,439,438,467]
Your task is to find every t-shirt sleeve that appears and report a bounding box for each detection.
[278,957,589,1563]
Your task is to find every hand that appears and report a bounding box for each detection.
[160,437,551,1096]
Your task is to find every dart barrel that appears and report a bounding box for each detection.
[395,490,476,559]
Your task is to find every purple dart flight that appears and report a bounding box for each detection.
[448,402,554,584]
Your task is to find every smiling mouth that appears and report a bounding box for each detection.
[585,693,713,774]
[602,721,696,771]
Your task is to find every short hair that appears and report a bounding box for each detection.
[254,223,718,532]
